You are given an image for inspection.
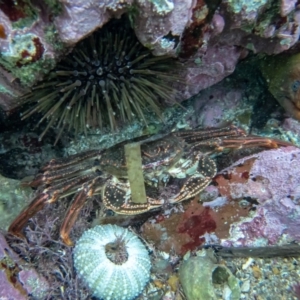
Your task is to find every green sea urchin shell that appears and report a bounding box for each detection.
[73,224,151,300]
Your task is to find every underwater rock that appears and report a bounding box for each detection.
[54,0,132,44]
[182,45,244,99]
[141,199,219,255]
[217,0,300,54]
[0,2,62,87]
[179,249,241,300]
[0,232,49,299]
[260,53,300,121]
[142,145,300,252]
[0,173,32,230]
[0,65,26,111]
[0,130,61,180]
[0,233,26,300]
[282,118,300,146]
[215,146,300,246]
[2,0,300,114]
[18,268,50,299]
[281,0,298,17]
[189,82,248,128]
[216,146,300,207]
[118,0,194,56]
[0,270,27,300]
[176,0,300,98]
[73,224,151,300]
[141,196,251,255]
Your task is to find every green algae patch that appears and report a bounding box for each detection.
[0,51,56,87]
[148,0,174,15]
[0,174,32,231]
[44,24,65,52]
[43,0,63,15]
[227,0,268,14]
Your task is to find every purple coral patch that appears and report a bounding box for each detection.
[220,146,300,246]
[0,232,49,299]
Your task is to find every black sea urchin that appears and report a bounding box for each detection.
[20,18,181,144]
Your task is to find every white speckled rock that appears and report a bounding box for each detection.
[73,224,151,300]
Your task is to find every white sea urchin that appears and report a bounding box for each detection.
[73,224,151,300]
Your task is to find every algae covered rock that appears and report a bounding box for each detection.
[0,174,31,230]
[179,250,241,300]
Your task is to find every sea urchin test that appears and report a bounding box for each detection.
[73,224,151,300]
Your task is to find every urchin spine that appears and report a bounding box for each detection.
[20,18,181,143]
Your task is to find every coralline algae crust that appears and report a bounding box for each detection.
[227,0,268,14]
[149,0,174,15]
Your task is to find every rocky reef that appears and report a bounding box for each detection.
[179,249,241,300]
[1,1,300,299]
[1,0,300,115]
[0,232,49,299]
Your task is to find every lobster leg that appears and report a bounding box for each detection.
[212,136,292,151]
[9,193,52,238]
[60,176,106,246]
[8,174,97,239]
